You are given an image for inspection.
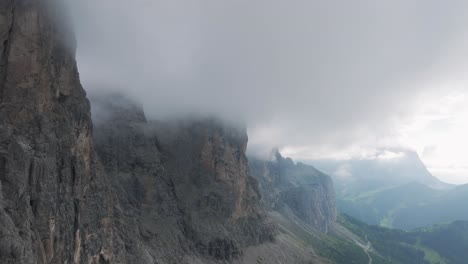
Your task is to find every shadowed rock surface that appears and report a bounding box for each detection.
[0,0,123,263]
[249,151,337,233]
[92,94,278,263]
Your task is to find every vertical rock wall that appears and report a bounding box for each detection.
[0,1,120,263]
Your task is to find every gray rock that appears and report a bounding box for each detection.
[0,0,122,263]
[91,95,277,263]
[249,151,337,233]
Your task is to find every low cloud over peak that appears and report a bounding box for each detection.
[69,0,468,183]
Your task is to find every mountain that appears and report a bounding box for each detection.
[309,152,468,229]
[312,150,452,195]
[91,94,281,263]
[93,96,399,263]
[0,0,120,262]
[0,1,286,262]
[2,1,466,263]
[0,2,336,262]
[248,150,468,264]
[92,93,368,263]
[249,150,337,232]
[249,152,378,263]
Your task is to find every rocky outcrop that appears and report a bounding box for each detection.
[0,0,121,263]
[91,94,276,263]
[250,151,337,233]
[151,118,277,255]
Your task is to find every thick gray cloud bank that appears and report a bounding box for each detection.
[68,0,468,159]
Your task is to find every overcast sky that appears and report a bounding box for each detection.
[68,0,468,184]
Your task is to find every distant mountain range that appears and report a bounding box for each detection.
[309,151,468,230]
[311,150,452,192]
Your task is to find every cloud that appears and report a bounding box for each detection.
[67,0,468,159]
[334,164,353,179]
[428,166,468,185]
[375,151,406,161]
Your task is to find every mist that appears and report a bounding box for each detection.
[67,0,468,160]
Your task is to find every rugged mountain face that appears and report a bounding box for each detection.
[249,151,337,233]
[91,94,279,263]
[151,118,277,249]
[0,0,120,263]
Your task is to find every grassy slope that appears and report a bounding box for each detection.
[340,214,468,264]
[267,208,468,264]
[412,238,447,264]
[270,211,370,264]
[339,214,428,264]
[337,183,447,229]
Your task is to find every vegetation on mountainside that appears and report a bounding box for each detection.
[338,182,468,230]
[271,212,369,264]
[340,214,468,264]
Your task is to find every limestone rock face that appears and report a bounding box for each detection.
[0,1,121,263]
[250,151,337,233]
[153,118,277,257]
[91,95,276,263]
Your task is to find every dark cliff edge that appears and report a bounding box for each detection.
[0,1,121,263]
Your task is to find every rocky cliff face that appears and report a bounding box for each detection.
[91,94,276,263]
[250,151,337,233]
[0,1,120,263]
